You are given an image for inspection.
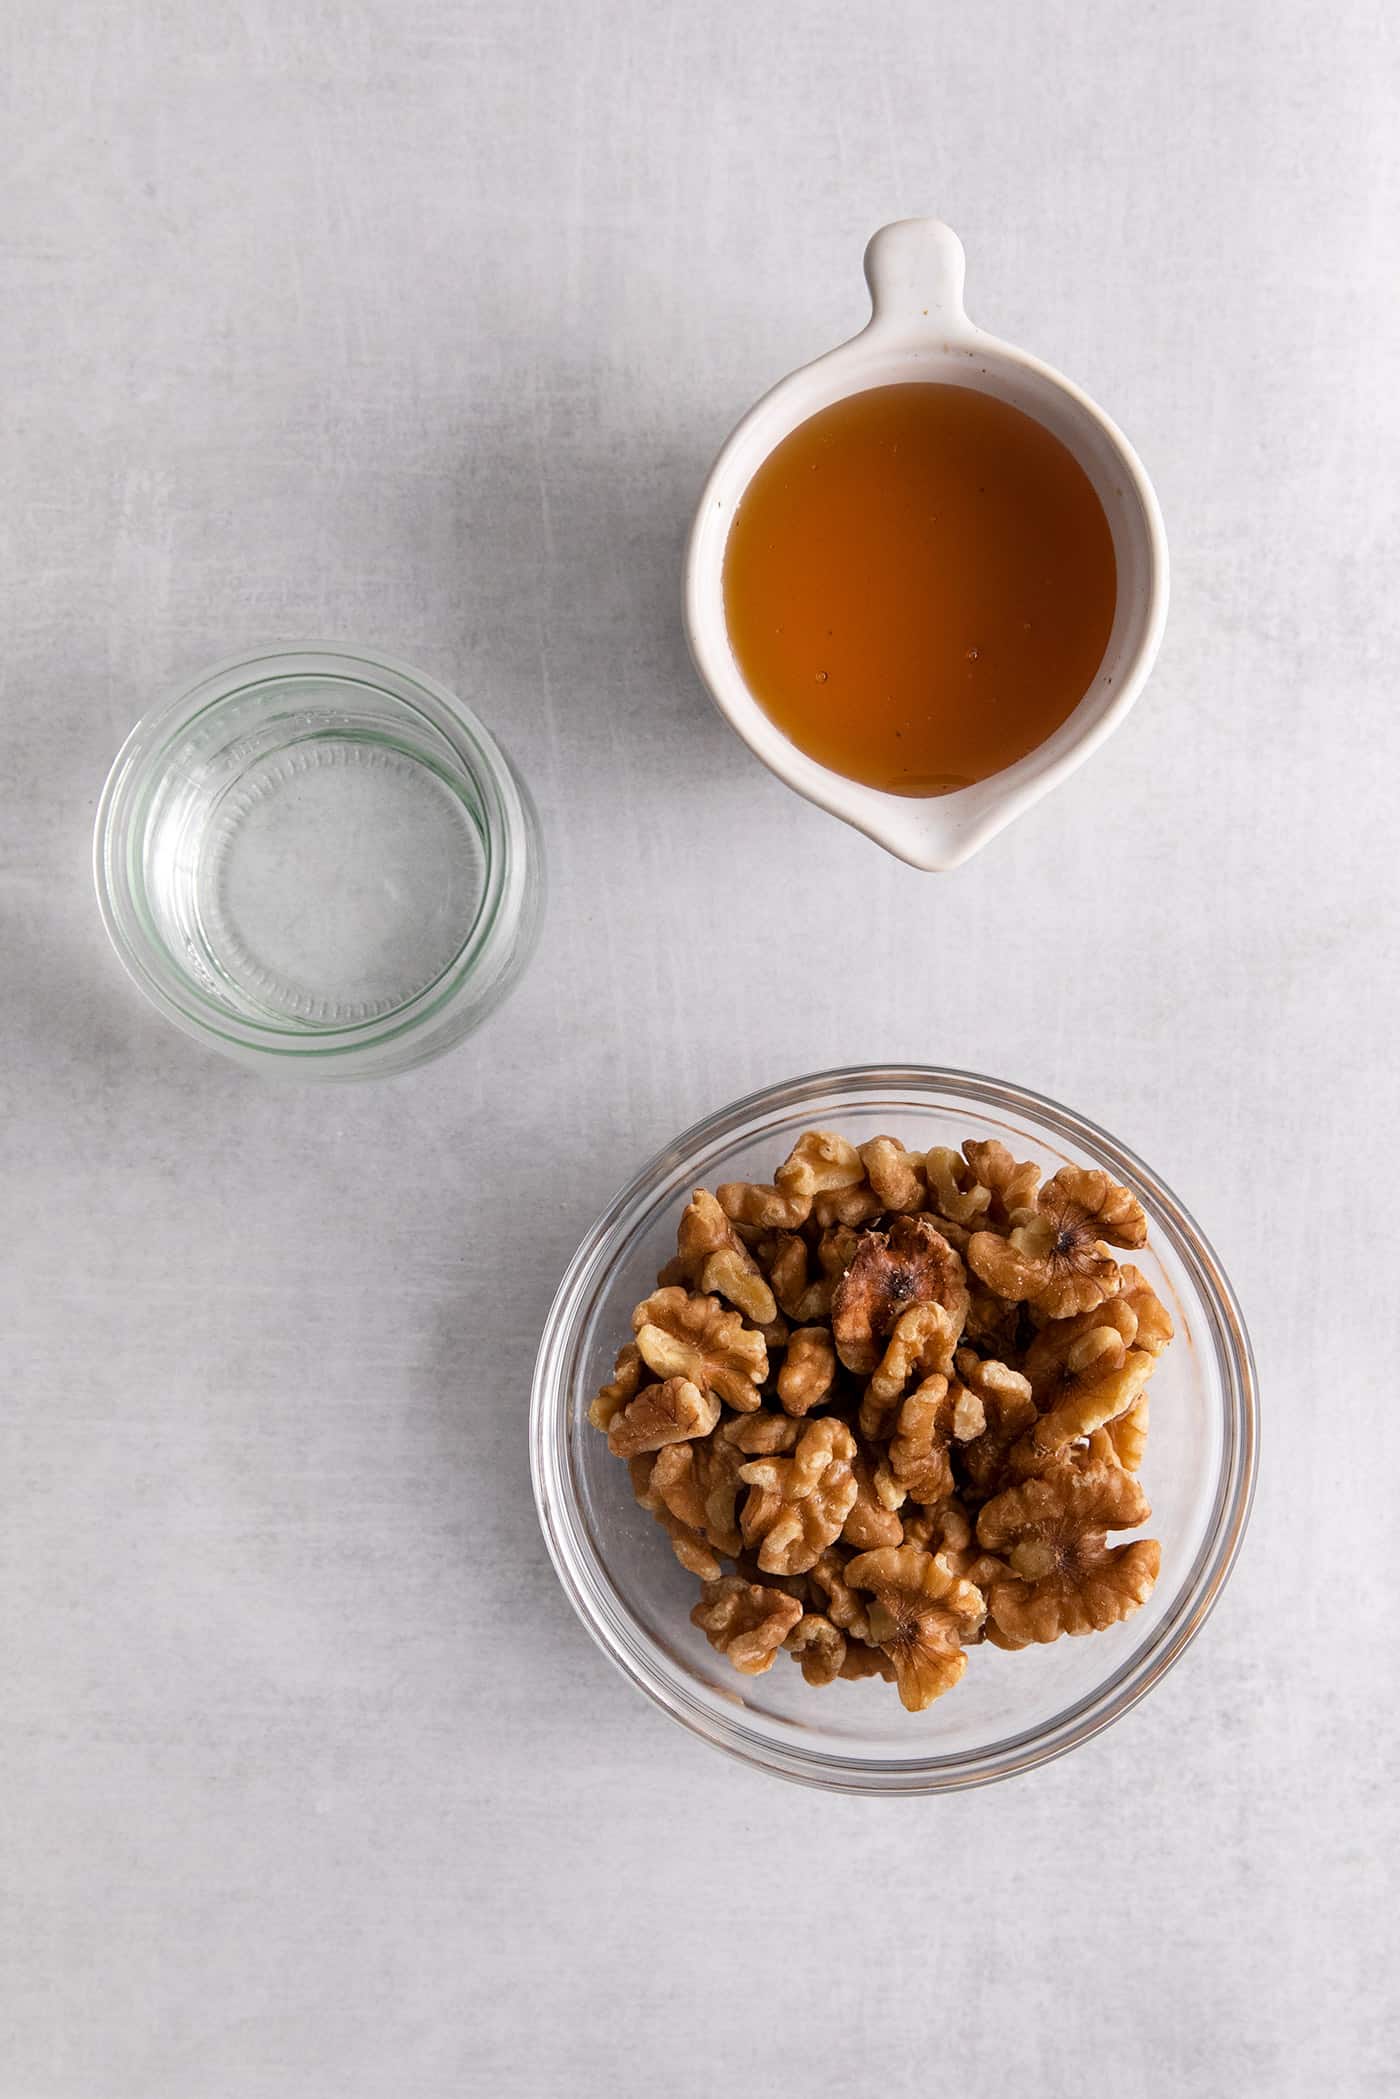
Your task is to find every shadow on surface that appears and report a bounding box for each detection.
[440,385,744,791]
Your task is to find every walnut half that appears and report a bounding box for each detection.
[968,1166,1147,1320]
[976,1457,1160,1646]
[831,1215,969,1374]
[605,1375,720,1460]
[691,1575,803,1674]
[1014,1333,1155,1465]
[657,1188,778,1327]
[631,1286,768,1411]
[785,1612,848,1686]
[844,1545,987,1711]
[738,1419,859,1576]
[887,1374,986,1506]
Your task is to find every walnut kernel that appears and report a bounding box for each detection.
[845,1546,987,1711]
[777,1325,838,1416]
[785,1612,847,1686]
[631,1286,767,1410]
[832,1215,969,1373]
[738,1418,859,1576]
[691,1576,803,1674]
[976,1457,1160,1645]
[606,1376,720,1460]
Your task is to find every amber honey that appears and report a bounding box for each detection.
[722,383,1117,796]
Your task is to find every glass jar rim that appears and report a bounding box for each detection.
[530,1064,1259,1793]
[93,642,541,1073]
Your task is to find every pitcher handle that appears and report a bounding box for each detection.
[863,218,971,340]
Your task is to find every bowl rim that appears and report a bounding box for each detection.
[92,641,542,1077]
[530,1064,1258,1794]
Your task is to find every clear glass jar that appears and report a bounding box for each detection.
[531,1066,1258,1793]
[94,645,542,1078]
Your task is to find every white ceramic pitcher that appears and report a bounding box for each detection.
[683,218,1168,871]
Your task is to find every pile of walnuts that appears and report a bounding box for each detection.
[589,1129,1172,1712]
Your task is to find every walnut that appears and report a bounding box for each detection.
[898,1500,955,1553]
[669,1187,739,1268]
[811,1183,886,1227]
[1054,1166,1148,1248]
[946,1548,1015,1600]
[1089,1391,1150,1473]
[845,1546,987,1710]
[777,1325,838,1415]
[966,1215,1112,1319]
[588,1342,645,1433]
[649,1435,744,1559]
[629,1454,725,1579]
[738,1419,859,1575]
[716,1130,865,1233]
[631,1286,767,1411]
[785,1612,847,1686]
[983,1617,1032,1652]
[1022,1297,1137,1400]
[859,1301,961,1438]
[858,1136,927,1213]
[976,1457,1160,1644]
[760,1223,860,1324]
[1117,1264,1174,1356]
[755,1565,816,1605]
[627,1454,655,1501]
[731,1552,814,1605]
[967,1166,1146,1320]
[660,1523,725,1581]
[963,1284,1029,1360]
[1015,1332,1156,1463]
[842,1448,906,1549]
[716,1180,810,1231]
[896,1501,1008,1607]
[913,1493,1010,1593]
[775,1129,866,1203]
[658,1188,777,1326]
[606,1375,720,1459]
[961,1138,1041,1226]
[691,1575,803,1674]
[832,1215,969,1373]
[809,1221,865,1297]
[754,1308,792,1355]
[702,1247,767,1316]
[837,1642,897,1682]
[924,1496,974,1553]
[952,1352,1038,1501]
[720,1410,802,1455]
[888,1382,954,1505]
[762,1232,829,1322]
[923,1146,992,1228]
[816,1223,863,1278]
[809,1546,873,1641]
[888,1374,985,1505]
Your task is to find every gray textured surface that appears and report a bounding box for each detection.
[2,3,1397,2094]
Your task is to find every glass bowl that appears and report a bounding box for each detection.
[93,645,543,1079]
[531,1066,1257,1793]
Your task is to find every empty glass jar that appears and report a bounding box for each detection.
[94,644,543,1078]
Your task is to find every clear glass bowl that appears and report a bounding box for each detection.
[93,645,542,1079]
[531,1066,1257,1793]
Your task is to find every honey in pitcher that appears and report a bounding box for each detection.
[722,383,1117,796]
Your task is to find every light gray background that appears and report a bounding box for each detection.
[2,2,1396,2094]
